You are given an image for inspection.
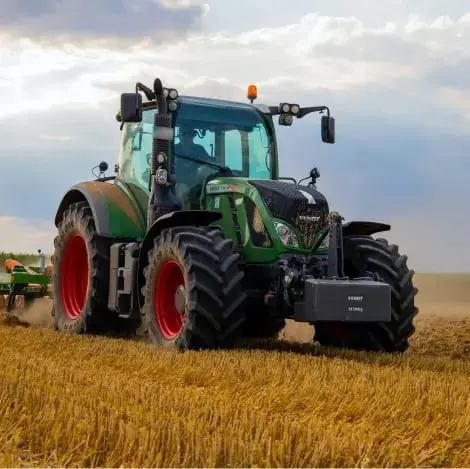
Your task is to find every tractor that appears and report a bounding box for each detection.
[51,78,418,352]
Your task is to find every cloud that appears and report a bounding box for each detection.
[3,12,470,118]
[40,135,73,141]
[4,10,470,119]
[0,0,207,44]
[0,217,55,254]
[1,8,470,272]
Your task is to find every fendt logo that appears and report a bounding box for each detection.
[348,296,363,301]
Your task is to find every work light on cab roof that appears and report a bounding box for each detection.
[247,84,257,103]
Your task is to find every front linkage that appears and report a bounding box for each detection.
[265,212,392,325]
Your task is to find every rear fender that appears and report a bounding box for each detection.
[54,181,146,238]
[342,221,391,237]
[137,210,222,308]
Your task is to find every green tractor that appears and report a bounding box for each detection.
[51,78,418,352]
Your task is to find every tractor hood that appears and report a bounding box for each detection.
[248,179,329,249]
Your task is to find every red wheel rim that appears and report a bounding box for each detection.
[60,233,89,319]
[155,260,185,339]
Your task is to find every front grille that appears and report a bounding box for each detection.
[249,180,329,250]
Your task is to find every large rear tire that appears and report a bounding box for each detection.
[142,226,246,350]
[313,236,418,353]
[51,201,114,334]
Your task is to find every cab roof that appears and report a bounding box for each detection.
[142,95,272,114]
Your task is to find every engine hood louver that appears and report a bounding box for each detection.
[248,180,329,250]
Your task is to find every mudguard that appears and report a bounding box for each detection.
[54,181,146,238]
[137,210,223,308]
[342,221,391,237]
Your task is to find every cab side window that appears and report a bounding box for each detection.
[248,124,270,179]
[118,122,152,191]
[224,130,243,171]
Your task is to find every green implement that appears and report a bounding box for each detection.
[0,258,51,312]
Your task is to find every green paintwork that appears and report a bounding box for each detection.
[98,172,326,265]
[101,185,145,239]
[10,272,50,286]
[70,96,326,265]
[77,181,147,239]
[111,179,147,238]
[203,177,326,263]
[0,272,11,294]
[0,264,51,293]
[0,264,51,313]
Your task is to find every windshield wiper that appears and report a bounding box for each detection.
[173,152,231,172]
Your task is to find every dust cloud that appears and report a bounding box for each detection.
[1,274,469,341]
[14,298,54,329]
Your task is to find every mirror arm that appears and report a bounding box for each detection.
[267,105,329,117]
[268,105,281,115]
[136,82,154,101]
[298,106,329,119]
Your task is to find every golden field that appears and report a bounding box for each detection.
[1,274,470,467]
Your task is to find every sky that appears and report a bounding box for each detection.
[0,0,469,272]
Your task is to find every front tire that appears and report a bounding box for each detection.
[313,236,418,353]
[142,226,246,350]
[51,201,113,334]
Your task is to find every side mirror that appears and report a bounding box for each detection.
[99,161,108,173]
[310,167,320,179]
[120,93,142,123]
[321,115,335,144]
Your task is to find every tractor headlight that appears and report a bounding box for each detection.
[156,168,168,184]
[274,222,299,248]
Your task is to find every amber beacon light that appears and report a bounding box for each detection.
[247,84,257,103]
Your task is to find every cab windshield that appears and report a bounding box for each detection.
[117,99,275,198]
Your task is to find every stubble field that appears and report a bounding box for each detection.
[0,273,469,467]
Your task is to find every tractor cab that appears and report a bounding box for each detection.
[117,96,277,210]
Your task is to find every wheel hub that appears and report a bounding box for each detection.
[154,260,186,340]
[174,285,186,313]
